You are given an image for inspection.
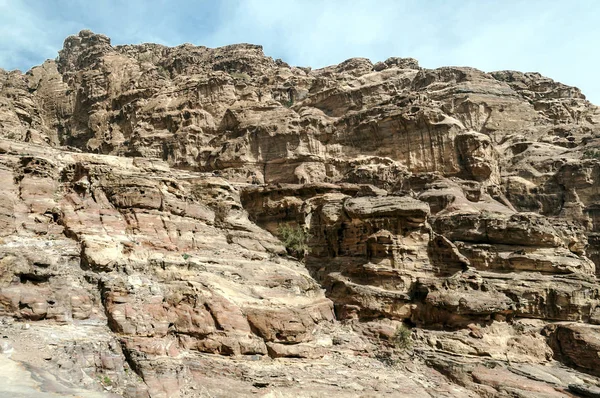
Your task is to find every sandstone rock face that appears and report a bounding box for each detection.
[1,30,600,397]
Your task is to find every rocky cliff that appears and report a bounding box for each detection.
[1,30,600,397]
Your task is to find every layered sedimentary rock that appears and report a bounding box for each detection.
[1,29,600,397]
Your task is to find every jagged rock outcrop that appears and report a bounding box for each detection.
[1,30,600,397]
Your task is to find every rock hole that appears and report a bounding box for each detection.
[18,273,51,284]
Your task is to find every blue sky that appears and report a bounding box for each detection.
[1,0,599,104]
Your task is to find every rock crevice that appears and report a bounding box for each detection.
[1,30,600,397]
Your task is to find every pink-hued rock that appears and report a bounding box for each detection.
[1,29,600,397]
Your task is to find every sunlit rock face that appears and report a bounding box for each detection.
[1,30,600,397]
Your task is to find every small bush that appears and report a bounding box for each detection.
[391,324,412,351]
[375,350,399,367]
[190,183,204,200]
[137,52,154,63]
[182,253,190,260]
[583,149,600,159]
[230,72,250,81]
[156,65,170,79]
[99,375,112,386]
[277,223,310,258]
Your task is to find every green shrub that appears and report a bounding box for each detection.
[156,65,170,79]
[277,223,310,258]
[583,149,600,159]
[375,350,399,367]
[137,52,154,63]
[99,375,112,386]
[391,324,412,351]
[230,72,250,81]
[190,183,204,199]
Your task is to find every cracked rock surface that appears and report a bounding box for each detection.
[1,30,600,397]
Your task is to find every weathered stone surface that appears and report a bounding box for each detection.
[569,383,600,398]
[2,29,600,397]
[344,196,430,220]
[0,140,337,396]
[546,323,600,377]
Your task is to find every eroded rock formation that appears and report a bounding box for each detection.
[1,29,600,397]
